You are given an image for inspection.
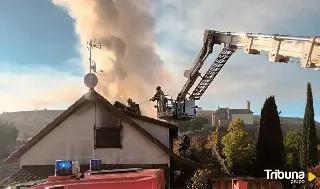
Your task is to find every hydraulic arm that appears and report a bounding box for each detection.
[181,30,320,101]
[153,30,320,121]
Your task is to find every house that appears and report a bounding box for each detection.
[0,90,201,189]
[212,101,254,127]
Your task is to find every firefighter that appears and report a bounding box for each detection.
[134,104,142,115]
[175,92,183,117]
[127,98,135,112]
[150,86,168,113]
[179,135,190,157]
[150,86,163,102]
[114,101,127,111]
[127,98,141,114]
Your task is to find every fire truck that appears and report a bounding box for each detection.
[9,160,165,189]
[151,30,320,121]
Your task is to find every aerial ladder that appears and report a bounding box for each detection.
[151,30,320,121]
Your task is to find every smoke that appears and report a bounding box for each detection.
[52,0,171,117]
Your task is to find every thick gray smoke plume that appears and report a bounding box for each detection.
[52,0,171,117]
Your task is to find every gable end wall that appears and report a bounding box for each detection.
[20,102,169,167]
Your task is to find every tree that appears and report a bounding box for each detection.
[284,130,302,170]
[300,82,318,171]
[172,136,221,188]
[185,137,222,188]
[176,120,192,133]
[172,136,194,187]
[187,169,214,189]
[21,132,30,144]
[255,96,285,178]
[191,117,209,131]
[207,127,220,151]
[221,117,255,175]
[187,136,217,165]
[0,120,19,159]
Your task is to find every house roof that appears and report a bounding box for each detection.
[214,108,253,114]
[121,109,178,132]
[0,165,53,188]
[228,109,253,114]
[4,90,197,168]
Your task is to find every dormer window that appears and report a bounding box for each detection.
[94,123,122,149]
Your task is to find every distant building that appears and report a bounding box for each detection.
[212,101,254,127]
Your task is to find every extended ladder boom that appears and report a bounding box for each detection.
[179,31,215,99]
[212,30,320,67]
[180,30,320,100]
[154,30,320,122]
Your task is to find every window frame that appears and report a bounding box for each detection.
[94,122,122,149]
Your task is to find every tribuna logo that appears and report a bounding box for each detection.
[264,169,305,182]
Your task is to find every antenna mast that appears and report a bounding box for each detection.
[87,39,102,73]
[83,39,102,91]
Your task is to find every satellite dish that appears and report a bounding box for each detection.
[84,73,98,89]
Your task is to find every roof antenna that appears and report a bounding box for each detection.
[87,39,103,74]
[84,39,103,91]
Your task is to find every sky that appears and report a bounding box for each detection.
[0,0,320,121]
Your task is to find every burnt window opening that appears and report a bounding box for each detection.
[94,124,122,149]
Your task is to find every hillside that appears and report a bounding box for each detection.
[197,110,320,132]
[1,110,320,139]
[252,115,320,133]
[0,110,64,139]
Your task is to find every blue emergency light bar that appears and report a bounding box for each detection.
[90,159,102,171]
[55,160,73,176]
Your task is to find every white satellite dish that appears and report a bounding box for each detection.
[84,73,98,89]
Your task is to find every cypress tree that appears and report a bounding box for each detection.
[300,82,318,170]
[255,96,285,177]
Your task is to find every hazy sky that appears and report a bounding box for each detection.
[1,0,320,121]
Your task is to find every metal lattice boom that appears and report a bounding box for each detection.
[189,47,235,100]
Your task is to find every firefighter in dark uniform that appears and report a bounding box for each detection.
[150,86,163,102]
[127,98,141,115]
[179,135,190,157]
[150,86,168,113]
[127,98,133,111]
[114,101,127,111]
[175,92,184,118]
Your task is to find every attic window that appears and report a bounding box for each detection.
[94,124,122,149]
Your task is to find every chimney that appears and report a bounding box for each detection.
[246,101,250,110]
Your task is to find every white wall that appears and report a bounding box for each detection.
[95,122,169,164]
[20,102,169,167]
[133,118,169,147]
[231,114,253,125]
